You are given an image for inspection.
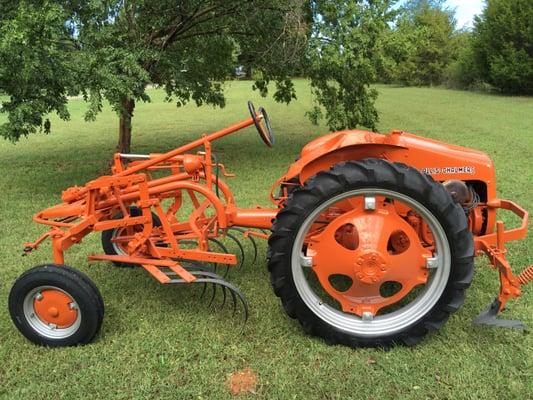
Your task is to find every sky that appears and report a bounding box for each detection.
[446,0,485,28]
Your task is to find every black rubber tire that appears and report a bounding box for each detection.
[267,158,474,348]
[101,206,161,267]
[9,264,104,347]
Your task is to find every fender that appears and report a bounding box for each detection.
[276,129,498,232]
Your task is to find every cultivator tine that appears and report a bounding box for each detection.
[228,285,238,316]
[225,231,245,268]
[200,280,209,298]
[164,269,248,322]
[229,227,258,264]
[179,259,211,296]
[208,278,218,306]
[221,283,228,307]
[208,238,230,277]
[185,271,249,321]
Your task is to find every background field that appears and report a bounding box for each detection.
[0,80,531,399]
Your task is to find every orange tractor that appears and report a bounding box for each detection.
[9,102,532,348]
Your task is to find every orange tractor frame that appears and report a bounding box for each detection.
[9,102,532,348]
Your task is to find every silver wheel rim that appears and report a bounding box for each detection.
[291,188,451,337]
[23,285,82,339]
[111,228,127,255]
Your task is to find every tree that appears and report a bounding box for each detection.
[307,0,398,131]
[0,0,307,152]
[470,0,533,94]
[443,30,480,89]
[0,1,395,151]
[390,0,457,86]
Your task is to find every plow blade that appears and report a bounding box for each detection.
[473,298,525,329]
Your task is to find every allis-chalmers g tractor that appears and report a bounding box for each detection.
[9,102,532,348]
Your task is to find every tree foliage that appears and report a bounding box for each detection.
[388,0,457,86]
[307,0,397,131]
[469,0,533,94]
[0,0,308,151]
[0,2,74,139]
[0,0,396,152]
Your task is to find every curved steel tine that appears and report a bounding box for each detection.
[208,281,217,306]
[189,270,223,279]
[208,237,231,278]
[200,282,208,298]
[225,232,245,269]
[229,227,258,265]
[228,284,238,316]
[247,233,258,264]
[193,271,228,308]
[173,270,249,322]
[211,279,249,322]
[189,269,211,298]
[221,284,227,308]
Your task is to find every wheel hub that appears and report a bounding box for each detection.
[33,289,78,328]
[354,252,386,284]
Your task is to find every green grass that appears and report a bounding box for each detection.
[0,80,532,399]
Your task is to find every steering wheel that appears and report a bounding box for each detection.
[248,101,274,147]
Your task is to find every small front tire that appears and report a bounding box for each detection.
[9,264,104,347]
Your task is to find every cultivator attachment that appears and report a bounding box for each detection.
[473,200,533,329]
[148,265,249,322]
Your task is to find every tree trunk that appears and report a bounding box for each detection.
[117,98,135,153]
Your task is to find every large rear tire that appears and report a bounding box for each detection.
[267,159,474,347]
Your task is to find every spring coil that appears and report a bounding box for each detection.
[517,265,533,286]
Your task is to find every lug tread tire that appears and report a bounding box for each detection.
[267,158,474,348]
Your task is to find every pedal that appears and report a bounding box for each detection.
[473,298,525,329]
[21,246,34,256]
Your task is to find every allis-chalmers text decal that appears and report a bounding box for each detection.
[421,166,476,175]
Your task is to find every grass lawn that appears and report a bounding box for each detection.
[0,80,531,399]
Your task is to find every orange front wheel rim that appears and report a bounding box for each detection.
[23,286,81,338]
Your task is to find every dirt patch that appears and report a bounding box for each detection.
[226,368,258,396]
